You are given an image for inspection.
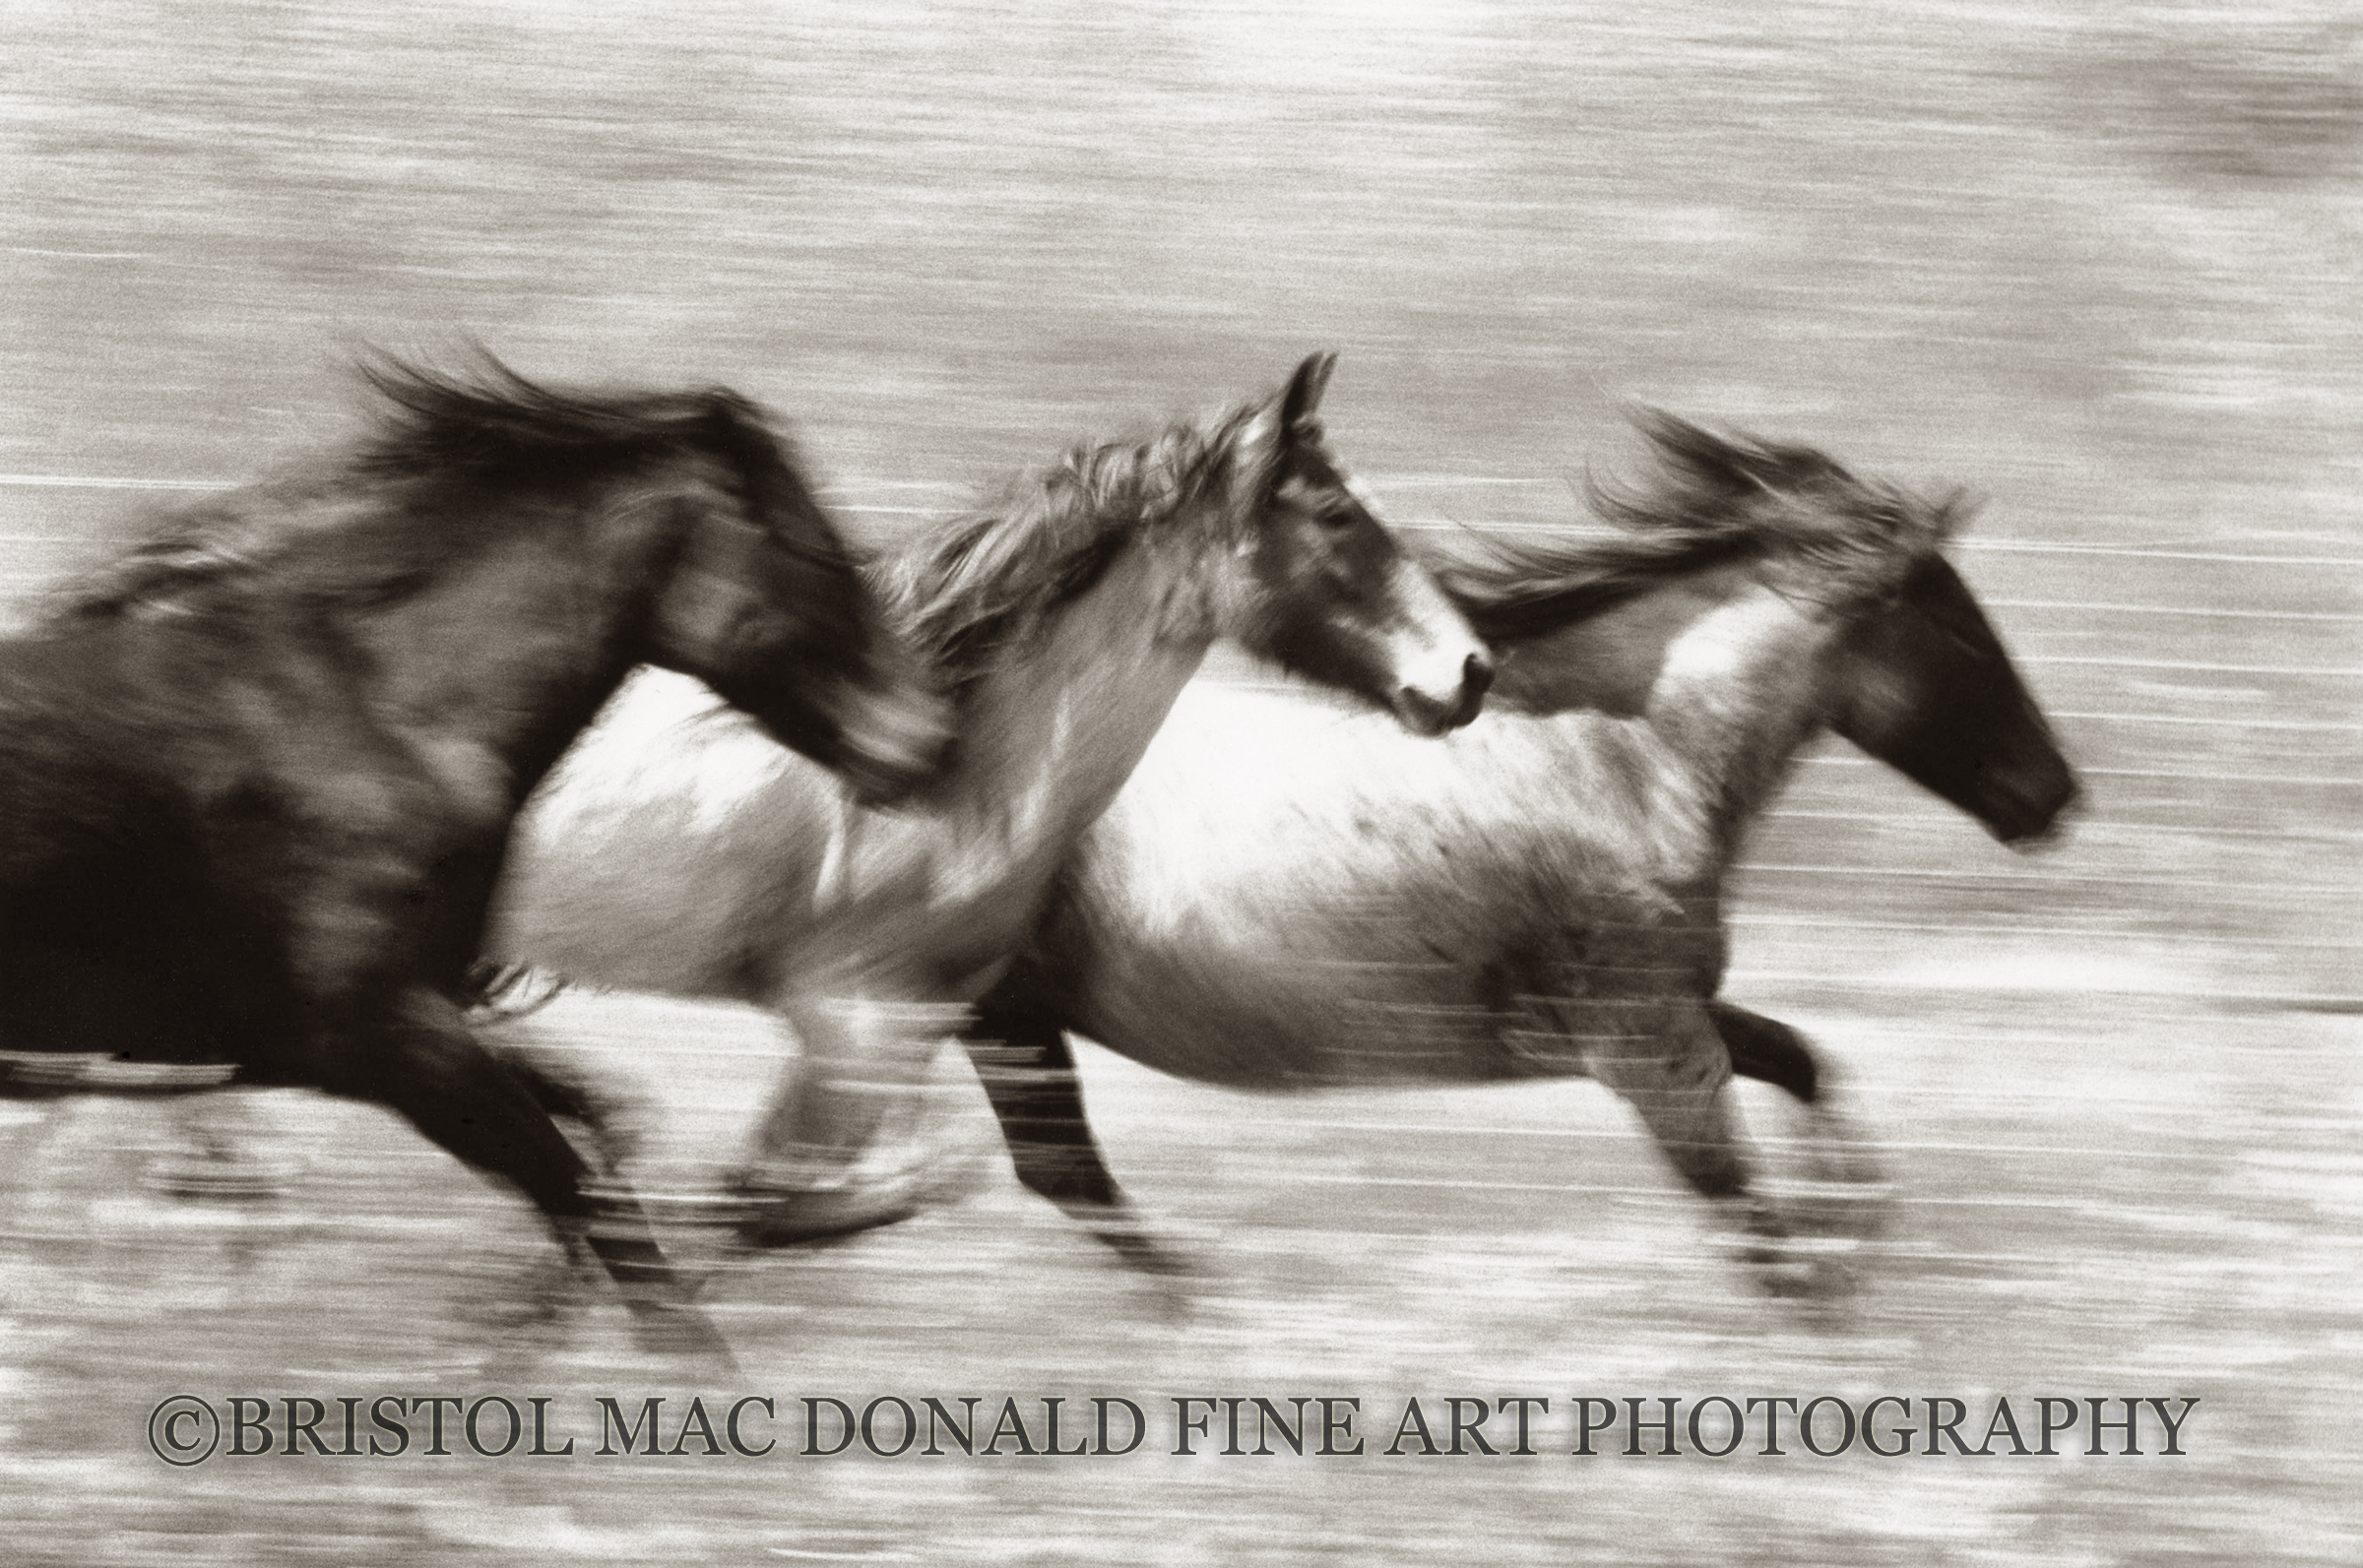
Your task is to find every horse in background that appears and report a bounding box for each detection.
[959,410,2077,1296]
[480,353,1493,1244]
[0,357,950,1359]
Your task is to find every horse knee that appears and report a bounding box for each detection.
[1597,1066,1753,1201]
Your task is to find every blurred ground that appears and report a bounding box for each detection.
[2,1,2358,1563]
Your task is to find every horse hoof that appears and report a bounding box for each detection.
[734,1147,985,1250]
[1099,1227,1199,1282]
[1747,1233,1867,1305]
[1128,1280,1193,1326]
[736,1188,926,1250]
[1076,1217,1214,1320]
[1777,1176,1895,1242]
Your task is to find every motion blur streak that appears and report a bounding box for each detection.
[2,2,2356,1565]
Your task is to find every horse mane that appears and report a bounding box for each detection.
[351,355,797,490]
[876,402,1258,701]
[1435,409,1970,644]
[48,353,833,622]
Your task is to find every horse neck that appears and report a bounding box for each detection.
[1508,563,1843,868]
[755,504,1233,997]
[926,533,1214,871]
[349,528,644,818]
[1652,582,1845,851]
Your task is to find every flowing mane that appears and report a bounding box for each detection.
[1435,409,1969,644]
[351,356,798,488]
[48,354,834,623]
[876,402,1259,701]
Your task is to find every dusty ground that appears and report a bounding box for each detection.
[3,2,2357,1562]
[3,982,2356,1565]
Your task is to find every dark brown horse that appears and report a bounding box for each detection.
[0,357,950,1357]
[956,412,2077,1297]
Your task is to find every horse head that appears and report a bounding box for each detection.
[1596,413,2078,846]
[1826,548,2079,847]
[1220,354,1493,736]
[644,395,953,808]
[1435,410,2079,847]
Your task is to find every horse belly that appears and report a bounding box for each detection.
[1046,841,1703,1092]
[0,855,301,1070]
[1056,909,1531,1091]
[1044,686,1707,1089]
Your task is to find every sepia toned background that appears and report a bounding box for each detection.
[3,2,2357,1562]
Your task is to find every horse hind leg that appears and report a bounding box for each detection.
[493,1039,646,1187]
[964,983,1194,1287]
[327,984,734,1371]
[1711,999,1890,1235]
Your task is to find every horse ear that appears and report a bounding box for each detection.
[1933,485,1984,540]
[1237,352,1338,505]
[1281,351,1336,432]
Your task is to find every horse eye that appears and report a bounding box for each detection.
[1315,505,1363,532]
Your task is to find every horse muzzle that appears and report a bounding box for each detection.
[1988,766,2082,849]
[1392,648,1495,737]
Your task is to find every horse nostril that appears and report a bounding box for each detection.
[1462,650,1495,699]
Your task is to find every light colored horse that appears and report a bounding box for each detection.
[481,354,1493,1240]
[953,411,2078,1294]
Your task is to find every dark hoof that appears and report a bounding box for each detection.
[1098,1225,1198,1280]
[1140,1269,1201,1326]
[1078,1216,1211,1320]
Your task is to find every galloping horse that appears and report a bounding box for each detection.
[959,410,2078,1294]
[0,358,949,1355]
[481,353,1494,1242]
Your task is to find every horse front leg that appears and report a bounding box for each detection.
[1711,999,1890,1235]
[963,978,1192,1284]
[491,1038,648,1189]
[1583,1008,1846,1300]
[319,982,734,1369]
[734,989,971,1247]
